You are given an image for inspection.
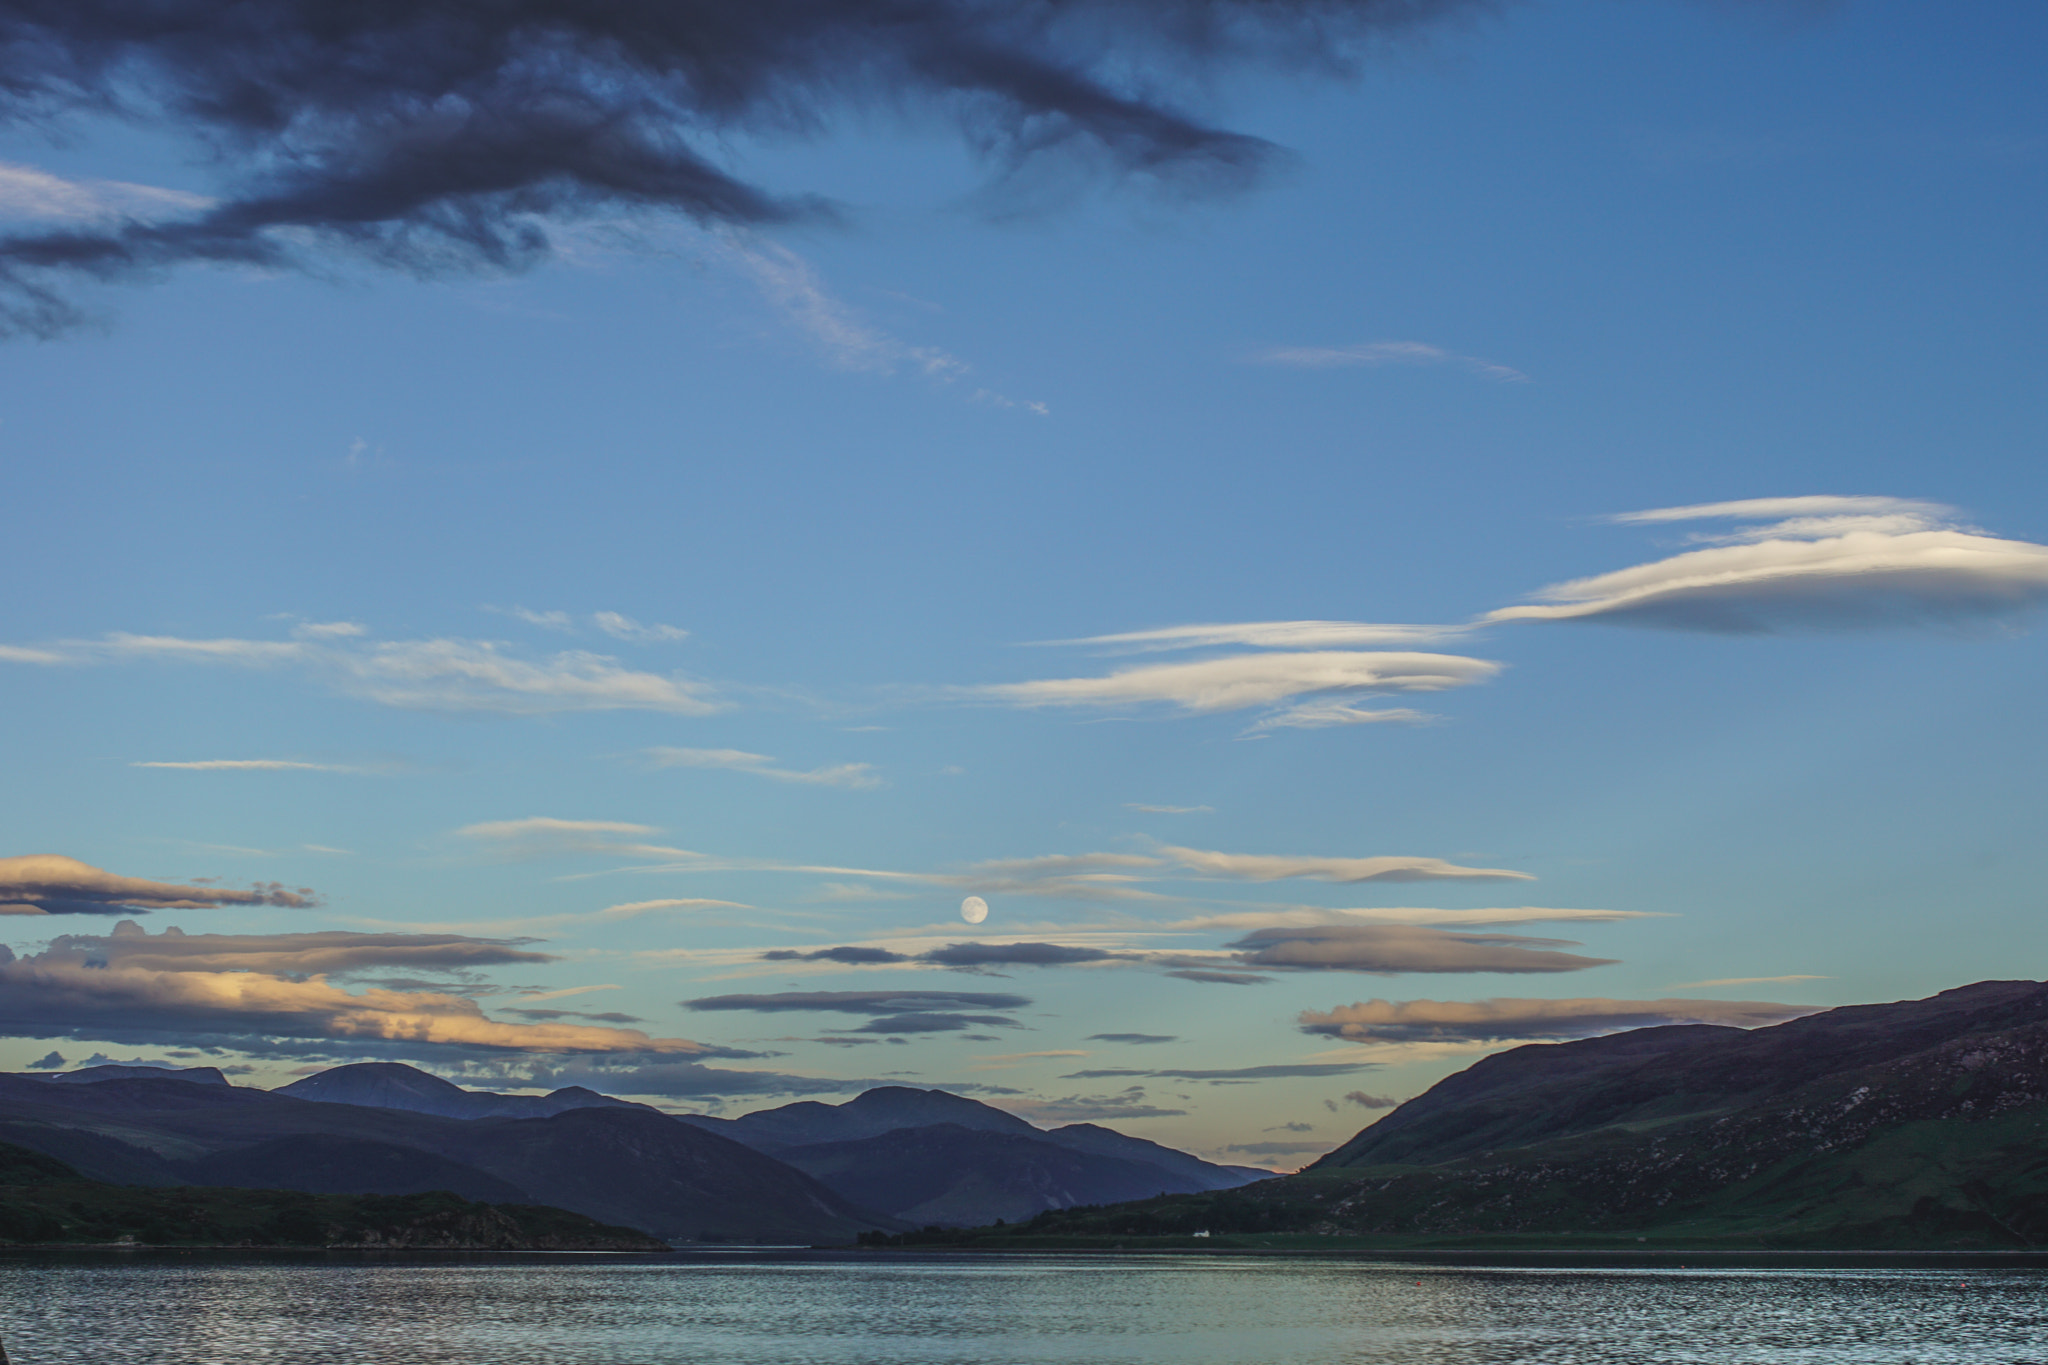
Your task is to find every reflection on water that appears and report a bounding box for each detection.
[3,1252,2045,1364]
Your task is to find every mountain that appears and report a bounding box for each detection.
[1043,1123,1269,1190]
[677,1086,1040,1151]
[1317,979,2048,1170]
[0,1139,665,1250]
[36,1065,230,1086]
[276,1062,651,1121]
[776,1122,1213,1226]
[881,981,2048,1249]
[679,1086,1267,1226]
[0,1072,895,1244]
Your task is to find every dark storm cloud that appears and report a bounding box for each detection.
[0,0,1494,335]
[1227,924,1618,974]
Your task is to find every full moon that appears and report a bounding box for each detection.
[959,895,989,924]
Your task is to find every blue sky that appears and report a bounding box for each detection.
[1,0,2044,1164]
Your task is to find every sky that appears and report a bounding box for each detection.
[1,0,2045,1167]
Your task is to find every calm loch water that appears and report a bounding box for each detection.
[3,1252,2045,1364]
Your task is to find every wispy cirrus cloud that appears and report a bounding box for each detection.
[1250,340,1528,383]
[647,746,881,790]
[1488,496,2048,633]
[0,628,719,714]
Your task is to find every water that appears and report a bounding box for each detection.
[3,1251,2045,1364]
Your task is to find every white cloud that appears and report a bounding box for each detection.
[647,746,882,790]
[1,630,719,715]
[1155,846,1531,884]
[1489,496,2048,632]
[290,621,368,639]
[1251,340,1528,383]
[1042,621,1470,653]
[593,612,689,643]
[973,650,1499,715]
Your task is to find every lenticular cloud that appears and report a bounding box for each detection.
[1487,497,2048,633]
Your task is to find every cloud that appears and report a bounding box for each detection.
[1063,1062,1377,1081]
[920,942,1125,968]
[1222,1140,1331,1157]
[453,818,696,861]
[1229,925,1616,975]
[717,235,970,380]
[1244,702,1435,731]
[491,607,574,631]
[1163,906,1649,930]
[973,650,1500,717]
[2,630,718,714]
[1487,497,2048,633]
[592,612,689,643]
[0,160,210,224]
[761,946,913,965]
[1086,1033,1178,1045]
[1165,970,1272,985]
[0,1,1492,336]
[1156,846,1530,885]
[647,747,881,790]
[131,759,358,773]
[1338,1090,1399,1109]
[1046,621,1471,653]
[1124,804,1214,815]
[1250,340,1528,383]
[19,923,553,976]
[682,989,1032,1036]
[0,855,317,916]
[998,1094,1190,1124]
[1296,995,1820,1043]
[0,923,738,1059]
[681,990,1030,1016]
